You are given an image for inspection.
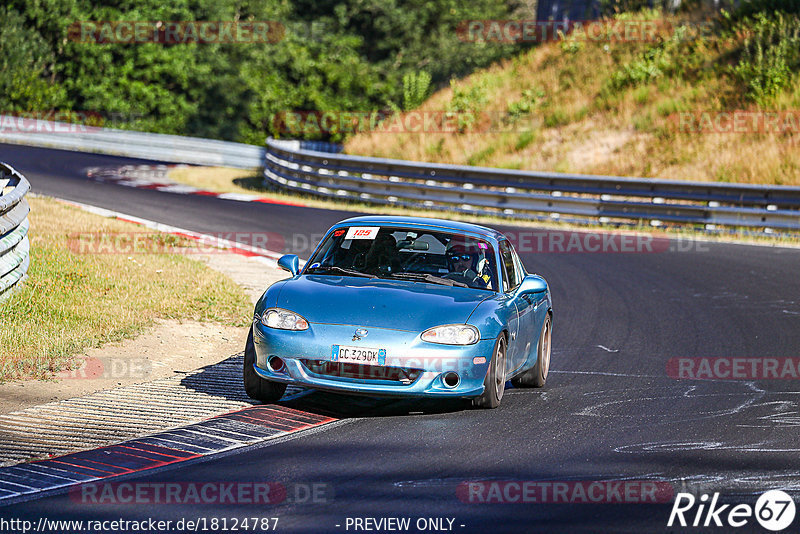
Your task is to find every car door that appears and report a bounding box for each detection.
[494,241,518,379]
[500,240,536,372]
[513,244,548,348]
[499,240,528,374]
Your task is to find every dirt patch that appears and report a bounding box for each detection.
[0,319,245,413]
[564,129,636,172]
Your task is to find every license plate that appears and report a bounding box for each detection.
[331,345,386,366]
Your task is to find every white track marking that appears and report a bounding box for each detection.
[596,345,619,353]
[550,370,659,378]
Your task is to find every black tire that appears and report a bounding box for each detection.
[472,334,507,409]
[511,314,551,388]
[243,326,287,403]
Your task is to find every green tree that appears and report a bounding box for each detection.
[0,6,65,112]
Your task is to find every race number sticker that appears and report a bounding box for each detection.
[345,227,380,240]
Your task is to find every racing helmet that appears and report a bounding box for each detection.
[446,237,487,272]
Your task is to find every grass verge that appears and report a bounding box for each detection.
[0,196,251,382]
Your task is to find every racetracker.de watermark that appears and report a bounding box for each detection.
[66,232,286,255]
[269,110,540,136]
[0,111,105,134]
[456,19,713,44]
[65,230,711,258]
[57,357,151,380]
[502,230,710,254]
[667,357,800,380]
[457,480,674,504]
[0,111,150,134]
[671,111,800,135]
[303,356,489,380]
[71,481,331,505]
[68,21,285,44]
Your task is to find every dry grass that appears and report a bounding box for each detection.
[0,197,251,381]
[344,15,800,186]
[168,166,262,195]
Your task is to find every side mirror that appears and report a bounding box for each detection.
[517,274,548,295]
[277,254,300,276]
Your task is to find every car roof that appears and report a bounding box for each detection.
[333,215,505,241]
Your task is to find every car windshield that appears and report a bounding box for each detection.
[304,226,498,291]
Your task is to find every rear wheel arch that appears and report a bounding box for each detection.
[510,313,551,389]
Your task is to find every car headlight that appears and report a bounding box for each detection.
[421,324,479,345]
[261,308,309,330]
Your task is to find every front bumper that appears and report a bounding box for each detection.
[251,321,493,398]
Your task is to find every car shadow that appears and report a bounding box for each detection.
[177,352,254,405]
[281,389,472,418]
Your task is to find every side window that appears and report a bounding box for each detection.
[511,245,526,279]
[499,240,520,292]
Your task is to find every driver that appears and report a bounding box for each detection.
[445,239,491,289]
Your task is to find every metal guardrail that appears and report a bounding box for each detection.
[0,163,30,300]
[0,115,264,169]
[263,138,800,231]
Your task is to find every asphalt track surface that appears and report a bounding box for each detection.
[3,143,800,533]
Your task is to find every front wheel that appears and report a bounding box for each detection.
[243,326,287,403]
[472,334,507,409]
[511,314,551,388]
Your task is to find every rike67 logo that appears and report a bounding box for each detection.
[668,490,796,531]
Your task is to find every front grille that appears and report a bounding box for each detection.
[299,359,422,385]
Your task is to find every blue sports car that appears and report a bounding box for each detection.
[244,216,552,408]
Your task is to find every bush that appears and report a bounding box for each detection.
[544,108,570,128]
[514,130,537,151]
[0,7,64,112]
[733,12,800,105]
[731,0,800,20]
[402,71,432,111]
[507,88,546,119]
[609,26,689,90]
[467,145,496,166]
[447,78,490,132]
[448,79,489,113]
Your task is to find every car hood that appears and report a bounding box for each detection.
[275,275,492,331]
